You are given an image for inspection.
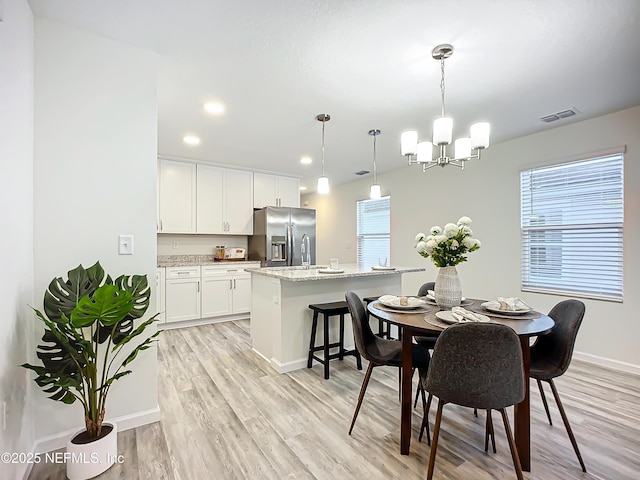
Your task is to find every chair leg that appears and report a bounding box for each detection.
[307,311,319,368]
[548,379,587,472]
[349,362,375,435]
[484,409,496,453]
[414,377,422,408]
[426,399,445,480]
[537,378,553,426]
[323,314,330,379]
[338,314,345,360]
[419,392,433,445]
[499,408,524,480]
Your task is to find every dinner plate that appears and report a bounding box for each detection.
[318,268,345,274]
[483,305,531,315]
[371,265,396,271]
[435,310,491,324]
[424,297,473,307]
[378,295,427,310]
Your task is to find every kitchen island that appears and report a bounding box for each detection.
[247,264,425,373]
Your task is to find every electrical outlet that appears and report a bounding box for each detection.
[118,234,134,255]
[173,241,179,249]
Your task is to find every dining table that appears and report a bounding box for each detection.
[367,297,555,472]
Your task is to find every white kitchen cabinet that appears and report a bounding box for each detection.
[201,264,258,318]
[158,159,197,233]
[197,165,253,235]
[156,267,166,323]
[165,266,201,322]
[253,173,300,208]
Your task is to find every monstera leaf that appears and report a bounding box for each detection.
[94,274,151,344]
[44,262,107,323]
[71,284,134,328]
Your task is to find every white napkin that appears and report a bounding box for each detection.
[482,297,530,311]
[379,295,425,308]
[451,307,490,323]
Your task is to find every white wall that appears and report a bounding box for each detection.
[0,1,34,478]
[304,105,640,368]
[33,18,159,444]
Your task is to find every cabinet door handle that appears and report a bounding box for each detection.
[197,280,200,292]
[229,279,232,289]
[160,219,163,231]
[177,271,190,275]
[233,278,236,289]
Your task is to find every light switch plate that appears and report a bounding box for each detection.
[118,235,134,255]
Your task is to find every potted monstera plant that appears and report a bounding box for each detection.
[22,262,159,480]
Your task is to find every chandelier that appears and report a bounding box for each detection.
[400,44,490,171]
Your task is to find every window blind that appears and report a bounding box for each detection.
[520,153,624,301]
[357,196,390,268]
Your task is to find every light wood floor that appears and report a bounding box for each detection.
[30,320,640,480]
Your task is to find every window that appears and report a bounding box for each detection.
[357,196,390,268]
[520,152,624,301]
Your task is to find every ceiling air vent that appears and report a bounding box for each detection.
[540,108,578,123]
[355,170,370,176]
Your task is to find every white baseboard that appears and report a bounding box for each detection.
[32,406,161,455]
[573,350,640,376]
[271,357,308,374]
[159,313,249,330]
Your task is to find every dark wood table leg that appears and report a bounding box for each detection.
[400,327,413,455]
[514,337,531,471]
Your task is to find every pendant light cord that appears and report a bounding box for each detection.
[373,134,377,184]
[321,119,326,177]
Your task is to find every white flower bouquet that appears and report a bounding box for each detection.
[415,216,481,267]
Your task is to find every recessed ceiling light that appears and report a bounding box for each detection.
[203,102,225,115]
[300,156,312,165]
[299,186,307,191]
[183,135,200,145]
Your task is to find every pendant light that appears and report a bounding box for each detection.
[369,129,381,199]
[316,114,331,194]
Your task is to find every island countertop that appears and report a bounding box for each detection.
[246,264,425,282]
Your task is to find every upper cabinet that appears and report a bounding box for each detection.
[158,159,197,233]
[197,165,253,235]
[253,173,300,208]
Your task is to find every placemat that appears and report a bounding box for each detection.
[374,302,433,314]
[470,305,541,320]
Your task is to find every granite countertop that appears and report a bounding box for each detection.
[246,264,425,282]
[157,254,261,267]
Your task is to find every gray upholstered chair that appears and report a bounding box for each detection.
[530,299,587,472]
[344,291,431,435]
[414,282,437,410]
[424,322,525,480]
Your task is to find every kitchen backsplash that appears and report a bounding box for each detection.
[157,234,248,255]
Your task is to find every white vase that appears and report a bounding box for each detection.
[434,266,462,309]
[66,422,118,480]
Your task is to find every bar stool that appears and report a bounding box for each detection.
[363,296,390,338]
[307,301,362,379]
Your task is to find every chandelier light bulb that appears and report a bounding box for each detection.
[433,117,453,146]
[417,141,433,163]
[454,138,472,160]
[401,131,418,156]
[470,122,491,149]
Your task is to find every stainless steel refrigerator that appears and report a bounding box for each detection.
[249,207,316,267]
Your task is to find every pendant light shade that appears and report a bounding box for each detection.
[316,113,331,194]
[370,184,381,199]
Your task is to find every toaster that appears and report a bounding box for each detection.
[224,247,246,260]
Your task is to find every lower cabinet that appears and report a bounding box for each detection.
[163,263,259,326]
[201,265,254,317]
[165,266,201,323]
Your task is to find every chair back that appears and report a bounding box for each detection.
[417,281,435,297]
[345,291,378,363]
[426,323,525,410]
[531,299,585,378]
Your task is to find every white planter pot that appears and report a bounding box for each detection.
[66,422,118,480]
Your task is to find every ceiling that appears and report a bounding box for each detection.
[28,0,640,192]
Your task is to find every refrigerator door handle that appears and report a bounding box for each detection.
[285,223,292,266]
